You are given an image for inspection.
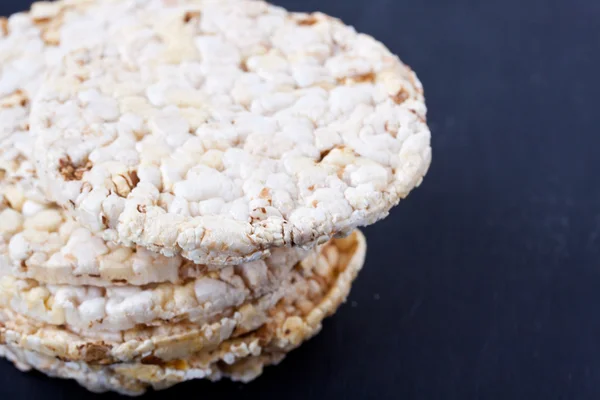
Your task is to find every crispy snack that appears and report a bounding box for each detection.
[0,0,140,196]
[0,344,287,395]
[0,1,316,289]
[31,0,430,264]
[0,232,366,395]
[0,185,310,286]
[0,232,365,364]
[0,259,295,332]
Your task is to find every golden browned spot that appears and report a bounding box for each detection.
[30,6,65,46]
[338,72,376,85]
[255,323,275,344]
[88,274,101,278]
[392,87,410,104]
[111,279,127,284]
[320,145,353,163]
[0,17,8,36]
[141,355,166,366]
[260,207,267,214]
[312,200,318,207]
[79,343,112,363]
[58,156,92,181]
[1,90,29,108]
[167,359,188,370]
[32,14,52,24]
[113,170,140,198]
[319,148,333,161]
[101,215,108,227]
[332,232,359,252]
[0,168,6,181]
[308,185,315,191]
[259,187,270,198]
[137,204,147,214]
[39,19,63,46]
[183,10,201,23]
[240,59,249,72]
[126,170,140,189]
[384,121,398,138]
[19,260,27,271]
[297,15,318,26]
[353,72,376,83]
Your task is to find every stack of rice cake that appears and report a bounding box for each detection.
[0,0,430,395]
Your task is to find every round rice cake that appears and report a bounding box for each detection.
[0,232,366,395]
[0,343,286,396]
[31,0,431,264]
[0,251,299,333]
[0,344,150,395]
[0,231,365,365]
[0,237,326,334]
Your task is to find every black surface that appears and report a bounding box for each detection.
[1,0,599,398]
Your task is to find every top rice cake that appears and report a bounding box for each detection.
[31,0,431,265]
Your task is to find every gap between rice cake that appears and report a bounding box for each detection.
[0,232,366,395]
[0,232,365,365]
[31,0,431,264]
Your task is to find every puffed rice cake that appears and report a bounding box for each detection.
[30,0,431,264]
[0,0,430,395]
[1,232,366,395]
[0,242,327,362]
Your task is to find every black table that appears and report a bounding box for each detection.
[1,0,599,398]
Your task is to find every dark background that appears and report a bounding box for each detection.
[1,0,599,398]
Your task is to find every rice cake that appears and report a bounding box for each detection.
[0,232,365,365]
[0,232,366,395]
[0,186,309,287]
[31,0,430,264]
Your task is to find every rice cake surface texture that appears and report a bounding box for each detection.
[1,0,151,196]
[0,232,365,364]
[0,1,311,286]
[0,232,366,395]
[31,0,431,264]
[0,251,301,332]
[0,186,308,287]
